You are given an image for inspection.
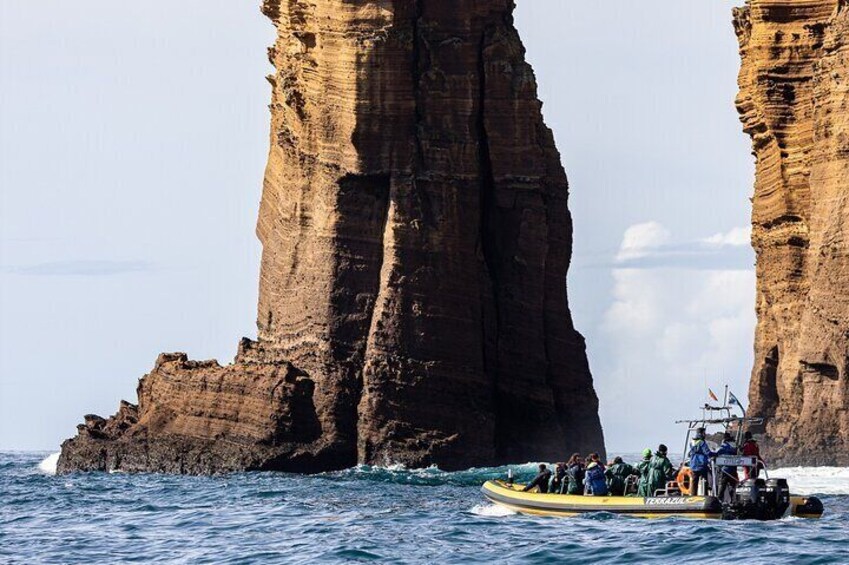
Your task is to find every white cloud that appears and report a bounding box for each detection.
[595,222,756,454]
[615,221,671,262]
[604,222,752,271]
[703,226,751,247]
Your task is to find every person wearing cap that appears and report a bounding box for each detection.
[715,432,739,503]
[645,444,675,497]
[688,427,714,495]
[636,448,654,496]
[605,456,637,496]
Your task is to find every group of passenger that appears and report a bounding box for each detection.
[522,452,606,495]
[522,447,674,497]
[521,430,763,499]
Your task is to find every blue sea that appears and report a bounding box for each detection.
[2,452,848,564]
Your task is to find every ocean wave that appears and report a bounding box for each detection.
[37,452,59,475]
[321,462,540,487]
[30,450,849,498]
[771,466,849,496]
[469,503,517,517]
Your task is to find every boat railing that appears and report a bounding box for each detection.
[675,412,764,466]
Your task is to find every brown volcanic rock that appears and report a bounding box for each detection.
[735,0,849,466]
[58,347,336,474]
[58,0,604,474]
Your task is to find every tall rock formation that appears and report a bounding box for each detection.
[735,0,849,466]
[58,0,604,474]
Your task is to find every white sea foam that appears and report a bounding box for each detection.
[770,466,849,496]
[470,503,517,517]
[38,452,60,475]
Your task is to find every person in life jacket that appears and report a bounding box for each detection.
[715,432,739,503]
[636,448,654,497]
[583,453,608,496]
[688,428,714,495]
[645,444,675,497]
[565,453,586,495]
[523,463,553,493]
[741,431,764,479]
[605,456,637,496]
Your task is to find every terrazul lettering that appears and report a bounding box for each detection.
[644,497,690,505]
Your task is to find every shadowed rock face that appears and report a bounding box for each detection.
[735,0,849,466]
[58,0,605,474]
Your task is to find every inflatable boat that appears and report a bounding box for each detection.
[481,398,824,521]
[480,479,823,520]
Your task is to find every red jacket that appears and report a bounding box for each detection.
[742,440,760,458]
[742,440,763,479]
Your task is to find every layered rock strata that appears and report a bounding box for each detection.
[735,0,849,465]
[58,0,605,474]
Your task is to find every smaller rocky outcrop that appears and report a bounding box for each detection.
[58,344,342,474]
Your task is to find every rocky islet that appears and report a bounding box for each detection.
[58,0,605,474]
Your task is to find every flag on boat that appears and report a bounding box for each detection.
[708,389,719,402]
[728,391,743,408]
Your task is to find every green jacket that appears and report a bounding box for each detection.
[643,454,674,497]
[636,457,652,497]
[605,462,636,495]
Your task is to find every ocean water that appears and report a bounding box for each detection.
[2,452,848,564]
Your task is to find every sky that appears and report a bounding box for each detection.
[0,1,754,456]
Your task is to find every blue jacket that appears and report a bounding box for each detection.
[688,439,712,472]
[715,441,738,477]
[584,462,608,495]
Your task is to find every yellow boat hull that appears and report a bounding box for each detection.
[481,480,722,519]
[789,495,825,519]
[481,481,823,520]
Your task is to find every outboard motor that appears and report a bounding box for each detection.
[762,478,791,519]
[725,478,764,519]
[726,477,791,520]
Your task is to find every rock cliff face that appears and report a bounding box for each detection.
[58,0,605,474]
[735,0,849,466]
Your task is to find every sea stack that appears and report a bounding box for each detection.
[57,0,605,474]
[735,0,849,465]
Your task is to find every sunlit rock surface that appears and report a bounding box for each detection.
[735,0,848,466]
[58,0,604,474]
